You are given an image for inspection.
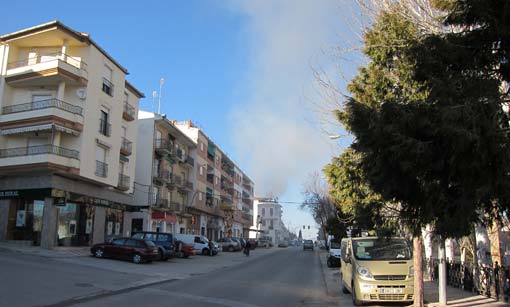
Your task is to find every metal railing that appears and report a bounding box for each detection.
[99,119,111,137]
[120,137,132,155]
[170,174,182,186]
[102,78,114,96]
[154,169,171,182]
[0,145,79,160]
[95,160,108,177]
[186,155,194,167]
[7,53,88,71]
[123,102,135,120]
[118,173,130,190]
[169,202,182,212]
[155,197,169,208]
[185,181,193,190]
[2,98,83,115]
[154,139,173,153]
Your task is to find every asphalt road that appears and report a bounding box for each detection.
[71,246,339,307]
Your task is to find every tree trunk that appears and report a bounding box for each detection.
[414,235,424,307]
[438,236,447,306]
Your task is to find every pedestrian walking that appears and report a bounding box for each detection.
[244,240,251,257]
[208,239,214,256]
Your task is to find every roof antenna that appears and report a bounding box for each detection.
[158,78,164,114]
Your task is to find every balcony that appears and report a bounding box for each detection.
[0,145,79,159]
[118,173,130,191]
[95,160,108,177]
[153,169,171,185]
[123,102,135,121]
[5,53,88,87]
[3,98,83,116]
[120,137,132,156]
[155,197,169,208]
[220,201,235,211]
[169,202,182,212]
[185,155,194,168]
[154,139,173,156]
[168,174,182,188]
[0,144,80,172]
[98,119,111,137]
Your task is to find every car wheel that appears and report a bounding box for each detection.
[158,249,167,261]
[132,253,143,264]
[352,283,363,306]
[342,283,350,294]
[228,246,234,252]
[94,248,104,258]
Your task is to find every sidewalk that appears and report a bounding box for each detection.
[0,241,90,258]
[424,281,509,307]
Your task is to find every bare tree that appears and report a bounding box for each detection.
[301,172,336,240]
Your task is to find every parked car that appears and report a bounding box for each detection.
[211,241,221,253]
[174,240,195,258]
[216,237,241,252]
[278,241,289,248]
[258,238,273,248]
[303,239,314,251]
[91,237,159,264]
[232,237,246,248]
[327,241,341,267]
[174,234,215,255]
[132,231,174,261]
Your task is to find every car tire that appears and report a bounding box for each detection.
[158,249,167,261]
[132,253,143,264]
[94,248,104,258]
[342,283,350,294]
[327,258,332,267]
[352,283,363,306]
[202,248,209,256]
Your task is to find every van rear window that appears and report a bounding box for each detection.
[353,239,411,260]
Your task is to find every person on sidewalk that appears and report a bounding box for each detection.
[208,239,214,257]
[244,240,251,257]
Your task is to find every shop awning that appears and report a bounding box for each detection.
[1,123,80,136]
[151,211,177,223]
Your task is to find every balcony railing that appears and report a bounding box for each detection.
[123,102,135,121]
[169,202,182,212]
[2,98,83,116]
[95,160,108,177]
[155,197,169,208]
[99,119,111,137]
[154,169,171,183]
[0,145,79,160]
[7,53,88,71]
[170,174,182,186]
[120,137,132,156]
[118,173,130,191]
[154,139,173,155]
[185,155,194,167]
[102,78,114,96]
[185,181,193,191]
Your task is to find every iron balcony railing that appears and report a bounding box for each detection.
[118,173,130,190]
[170,174,182,186]
[102,78,114,96]
[99,118,111,137]
[155,197,169,208]
[2,98,83,116]
[185,181,193,191]
[6,53,88,71]
[0,145,79,160]
[95,160,108,177]
[154,169,171,182]
[185,155,194,167]
[169,202,182,212]
[123,102,135,121]
[120,137,132,155]
[154,139,173,154]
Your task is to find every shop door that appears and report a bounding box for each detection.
[131,219,143,233]
[77,205,94,246]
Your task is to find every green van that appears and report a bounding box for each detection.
[340,237,414,305]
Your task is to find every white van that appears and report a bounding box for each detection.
[174,234,211,255]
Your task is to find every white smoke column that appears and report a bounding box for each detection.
[227,0,344,196]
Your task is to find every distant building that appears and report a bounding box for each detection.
[254,198,286,245]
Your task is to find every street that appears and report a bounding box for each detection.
[0,246,348,307]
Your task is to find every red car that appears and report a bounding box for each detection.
[175,240,195,258]
[91,237,160,264]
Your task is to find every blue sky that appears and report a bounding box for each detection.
[1,1,359,238]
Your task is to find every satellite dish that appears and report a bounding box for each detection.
[76,88,87,100]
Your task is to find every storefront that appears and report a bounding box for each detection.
[150,211,176,233]
[57,202,95,246]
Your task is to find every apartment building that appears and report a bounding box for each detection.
[174,120,254,240]
[0,21,143,249]
[133,111,196,235]
[255,198,286,245]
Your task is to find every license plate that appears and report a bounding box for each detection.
[380,288,403,294]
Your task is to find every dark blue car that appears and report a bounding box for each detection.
[132,232,175,260]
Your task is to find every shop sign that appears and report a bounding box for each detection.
[0,190,19,198]
[0,189,52,199]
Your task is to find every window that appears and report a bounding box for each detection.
[194,236,202,243]
[262,220,266,226]
[199,166,203,176]
[102,65,114,96]
[262,208,265,216]
[153,187,159,205]
[99,110,110,136]
[95,146,108,177]
[200,142,204,151]
[270,208,274,216]
[199,192,203,201]
[270,220,274,227]
[132,233,144,239]
[157,234,170,242]
[125,239,137,247]
[112,238,125,246]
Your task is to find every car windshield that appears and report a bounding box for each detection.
[330,242,341,249]
[145,240,156,247]
[353,238,411,260]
